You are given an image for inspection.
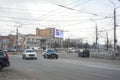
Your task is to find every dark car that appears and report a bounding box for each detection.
[0,50,10,70]
[42,49,58,59]
[78,49,89,58]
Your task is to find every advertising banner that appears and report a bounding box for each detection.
[54,28,64,38]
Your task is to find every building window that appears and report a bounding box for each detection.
[27,38,30,41]
[27,41,29,44]
[34,42,37,44]
[30,42,33,44]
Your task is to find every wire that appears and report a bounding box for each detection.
[0,0,81,19]
[0,15,113,23]
[71,0,92,8]
[46,0,96,19]
[0,0,114,22]
[38,0,81,19]
[0,8,103,18]
[0,16,90,22]
[41,0,93,19]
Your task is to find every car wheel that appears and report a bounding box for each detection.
[55,55,58,59]
[44,55,46,59]
[0,63,3,70]
[24,56,27,60]
[43,55,46,59]
[43,56,46,59]
[46,55,50,59]
[78,53,80,57]
[86,54,89,58]
[22,56,24,59]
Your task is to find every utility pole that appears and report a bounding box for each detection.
[90,19,98,49]
[96,24,98,46]
[16,27,18,53]
[49,28,51,49]
[109,0,120,56]
[15,24,22,53]
[68,38,70,49]
[106,32,109,51]
[114,8,117,55]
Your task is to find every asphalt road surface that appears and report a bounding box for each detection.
[9,53,120,80]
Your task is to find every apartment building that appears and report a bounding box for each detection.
[23,35,47,49]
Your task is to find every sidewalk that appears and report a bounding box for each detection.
[90,51,120,60]
[0,68,30,80]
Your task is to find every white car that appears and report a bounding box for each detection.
[22,49,37,60]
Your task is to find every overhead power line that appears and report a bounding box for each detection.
[38,0,81,19]
[0,15,113,23]
[73,0,92,8]
[57,5,75,10]
[0,0,80,18]
[39,0,97,19]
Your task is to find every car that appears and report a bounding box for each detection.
[67,48,76,53]
[78,49,89,58]
[7,49,16,52]
[22,49,37,60]
[0,50,10,70]
[42,49,58,59]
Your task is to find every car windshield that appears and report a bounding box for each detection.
[26,50,34,53]
[0,51,6,57]
[47,50,56,53]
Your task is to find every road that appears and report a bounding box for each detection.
[9,53,120,80]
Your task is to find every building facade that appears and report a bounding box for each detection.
[0,36,12,50]
[23,35,47,49]
[36,28,64,48]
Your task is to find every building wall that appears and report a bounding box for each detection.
[0,36,11,50]
[9,34,25,49]
[9,35,16,49]
[23,36,47,49]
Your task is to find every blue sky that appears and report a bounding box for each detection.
[0,0,120,44]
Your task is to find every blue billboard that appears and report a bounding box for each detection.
[54,28,64,39]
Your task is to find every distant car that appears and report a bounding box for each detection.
[7,49,16,52]
[22,49,37,60]
[67,48,75,53]
[0,50,10,70]
[42,49,58,59]
[78,49,89,58]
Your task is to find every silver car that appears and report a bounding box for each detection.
[22,49,37,60]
